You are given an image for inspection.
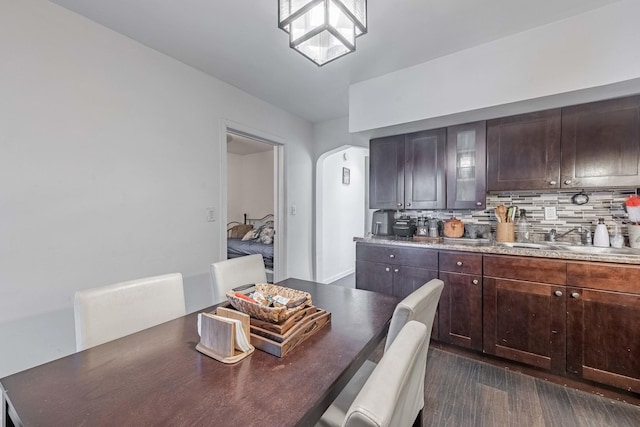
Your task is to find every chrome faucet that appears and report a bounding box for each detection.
[547,227,592,245]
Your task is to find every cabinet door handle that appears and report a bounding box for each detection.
[397,202,403,207]
[476,201,482,206]
[554,290,563,297]
[472,279,479,285]
[571,292,580,299]
[549,180,557,185]
[389,254,395,259]
[385,267,390,272]
[394,268,399,273]
[564,179,572,185]
[456,261,463,266]
[406,203,412,207]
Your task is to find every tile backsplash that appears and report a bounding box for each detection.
[406,188,638,242]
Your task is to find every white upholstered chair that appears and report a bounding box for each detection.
[74,272,186,351]
[317,278,444,426]
[319,321,430,427]
[210,254,267,304]
[384,278,444,352]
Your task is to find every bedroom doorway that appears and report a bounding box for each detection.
[225,130,282,282]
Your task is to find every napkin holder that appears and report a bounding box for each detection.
[196,307,255,364]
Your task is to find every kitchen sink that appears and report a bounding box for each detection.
[496,242,562,250]
[559,245,640,256]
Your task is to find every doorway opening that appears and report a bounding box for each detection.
[221,126,284,283]
[315,146,371,283]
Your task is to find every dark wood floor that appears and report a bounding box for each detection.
[421,348,640,427]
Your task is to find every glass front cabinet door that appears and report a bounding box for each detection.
[446,121,487,210]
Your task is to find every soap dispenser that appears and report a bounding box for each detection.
[593,218,610,247]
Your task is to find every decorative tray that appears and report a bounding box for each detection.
[248,305,331,358]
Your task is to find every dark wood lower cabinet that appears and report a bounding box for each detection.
[483,277,566,373]
[356,244,640,393]
[438,271,482,350]
[566,287,640,393]
[355,260,393,295]
[355,260,437,299]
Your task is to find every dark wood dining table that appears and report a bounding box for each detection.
[1,278,399,427]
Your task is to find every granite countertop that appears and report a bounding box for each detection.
[354,236,640,265]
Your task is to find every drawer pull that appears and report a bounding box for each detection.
[549,180,557,185]
[397,202,403,207]
[389,254,395,259]
[394,268,399,273]
[571,292,580,299]
[472,279,479,285]
[456,261,463,267]
[476,201,482,206]
[385,267,390,272]
[554,290,563,297]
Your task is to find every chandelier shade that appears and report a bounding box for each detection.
[278,0,367,66]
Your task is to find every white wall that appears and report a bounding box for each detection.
[313,116,368,160]
[350,0,640,133]
[316,147,368,283]
[0,0,313,377]
[227,150,275,224]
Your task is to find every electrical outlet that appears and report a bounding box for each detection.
[544,206,557,221]
[206,207,216,222]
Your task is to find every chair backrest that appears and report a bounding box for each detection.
[344,321,429,427]
[210,254,267,304]
[74,272,186,351]
[385,278,444,352]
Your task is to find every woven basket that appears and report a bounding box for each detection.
[226,284,312,323]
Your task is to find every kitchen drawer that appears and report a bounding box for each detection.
[484,254,566,285]
[356,243,438,269]
[567,262,640,294]
[439,251,482,275]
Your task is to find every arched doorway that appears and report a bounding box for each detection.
[315,146,371,284]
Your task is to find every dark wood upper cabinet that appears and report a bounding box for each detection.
[561,95,640,188]
[446,121,486,209]
[369,135,404,209]
[369,130,446,210]
[487,109,562,191]
[404,129,446,210]
[374,95,640,200]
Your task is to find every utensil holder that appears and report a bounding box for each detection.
[496,222,515,242]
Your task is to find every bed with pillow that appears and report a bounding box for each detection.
[226,213,275,271]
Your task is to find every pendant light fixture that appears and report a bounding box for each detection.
[278,0,367,66]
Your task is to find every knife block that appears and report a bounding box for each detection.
[196,307,254,364]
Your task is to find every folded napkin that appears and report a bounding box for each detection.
[198,313,252,352]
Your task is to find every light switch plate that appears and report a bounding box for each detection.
[206,207,216,222]
[544,206,558,221]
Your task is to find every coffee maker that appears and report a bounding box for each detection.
[392,216,416,238]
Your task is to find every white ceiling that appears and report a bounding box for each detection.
[50,0,620,124]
